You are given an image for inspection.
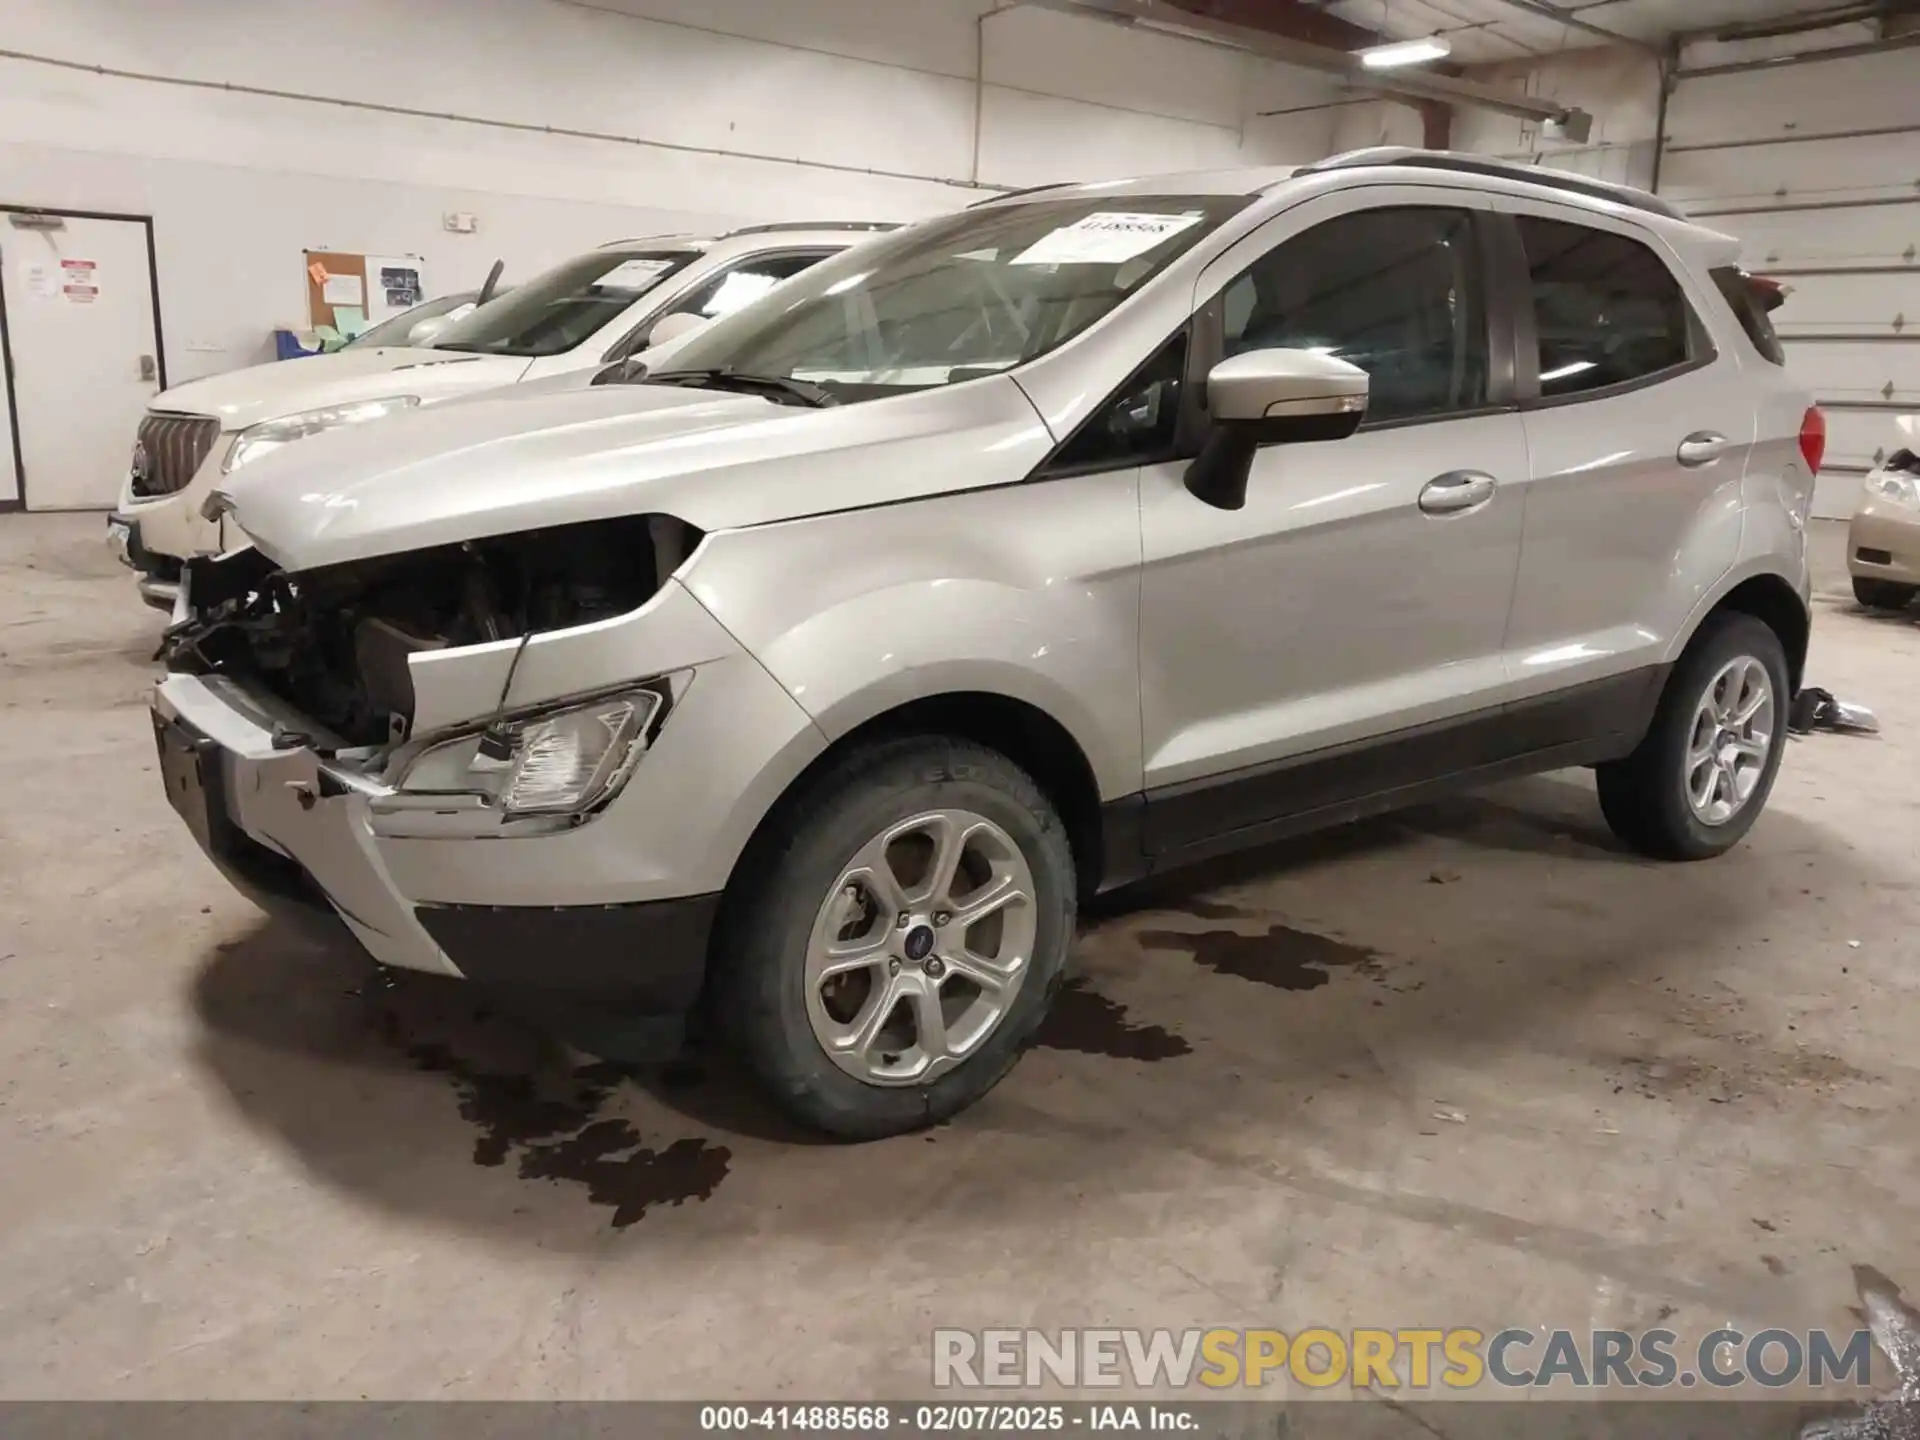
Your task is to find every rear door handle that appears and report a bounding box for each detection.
[1418,470,1497,515]
[1677,431,1730,467]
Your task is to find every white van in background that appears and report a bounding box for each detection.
[108,223,895,607]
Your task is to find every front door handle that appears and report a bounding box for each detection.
[1418,470,1497,515]
[1677,431,1730,467]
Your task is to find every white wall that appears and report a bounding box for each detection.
[0,0,1346,387]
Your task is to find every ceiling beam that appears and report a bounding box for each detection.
[1158,0,1381,51]
[1483,0,1661,52]
[1024,0,1580,121]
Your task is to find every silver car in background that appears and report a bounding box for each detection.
[152,149,1819,1139]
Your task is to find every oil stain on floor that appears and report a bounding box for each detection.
[1137,922,1386,992]
[407,1042,732,1228]
[1034,978,1191,1061]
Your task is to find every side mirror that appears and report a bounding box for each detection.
[1185,349,1369,511]
[643,311,710,351]
[406,313,458,347]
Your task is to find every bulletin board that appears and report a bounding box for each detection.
[303,250,428,337]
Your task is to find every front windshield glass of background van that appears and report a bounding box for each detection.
[657,195,1249,401]
[434,250,697,358]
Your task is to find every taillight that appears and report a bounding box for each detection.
[1799,406,1827,474]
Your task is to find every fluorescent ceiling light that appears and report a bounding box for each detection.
[1359,36,1451,69]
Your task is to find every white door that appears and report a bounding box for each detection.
[0,212,163,510]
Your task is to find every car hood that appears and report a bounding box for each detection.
[223,376,1055,571]
[153,348,535,430]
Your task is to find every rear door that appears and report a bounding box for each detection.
[1497,202,1754,731]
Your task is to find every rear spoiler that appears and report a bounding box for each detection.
[1745,272,1791,313]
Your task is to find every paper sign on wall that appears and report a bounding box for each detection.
[322,273,365,307]
[308,260,330,287]
[1011,211,1203,267]
[22,262,57,299]
[60,258,99,303]
[378,265,422,311]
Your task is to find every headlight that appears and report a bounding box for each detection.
[223,396,420,473]
[1866,468,1920,509]
[399,688,665,821]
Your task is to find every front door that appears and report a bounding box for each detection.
[0,210,163,510]
[1138,193,1528,855]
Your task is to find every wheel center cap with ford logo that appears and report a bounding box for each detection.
[904,924,935,962]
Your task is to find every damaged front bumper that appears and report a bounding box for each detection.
[154,673,444,966]
[153,673,720,1013]
[150,569,825,1013]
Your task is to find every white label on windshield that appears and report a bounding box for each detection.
[597,258,673,291]
[1011,211,1202,266]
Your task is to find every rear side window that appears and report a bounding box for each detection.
[1711,266,1788,366]
[1517,216,1696,399]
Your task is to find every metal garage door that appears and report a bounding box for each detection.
[1658,41,1920,519]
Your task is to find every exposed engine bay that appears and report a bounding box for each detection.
[159,514,702,749]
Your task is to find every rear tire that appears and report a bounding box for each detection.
[1853,577,1917,611]
[712,735,1075,1141]
[1596,613,1789,862]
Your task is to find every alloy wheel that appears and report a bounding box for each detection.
[1684,656,1776,827]
[802,808,1037,1086]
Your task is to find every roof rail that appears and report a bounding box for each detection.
[967,182,1078,209]
[1298,147,1687,222]
[596,234,710,249]
[721,220,903,237]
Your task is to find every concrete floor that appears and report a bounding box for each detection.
[1,511,1917,1402]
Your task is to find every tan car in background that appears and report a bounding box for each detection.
[1849,435,1920,611]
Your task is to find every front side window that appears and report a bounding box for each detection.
[1220,206,1488,425]
[1051,332,1189,471]
[653,194,1250,404]
[1518,216,1695,398]
[434,249,699,358]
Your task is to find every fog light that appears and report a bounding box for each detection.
[401,689,664,820]
[500,697,654,817]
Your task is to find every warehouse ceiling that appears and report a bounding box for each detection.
[1308,0,1919,60]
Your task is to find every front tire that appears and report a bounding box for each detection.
[713,735,1075,1141]
[1853,577,1917,611]
[1596,613,1790,861]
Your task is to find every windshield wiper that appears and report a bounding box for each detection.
[644,367,839,408]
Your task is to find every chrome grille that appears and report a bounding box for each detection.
[131,413,221,498]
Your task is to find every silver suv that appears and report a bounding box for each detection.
[152,149,1819,1140]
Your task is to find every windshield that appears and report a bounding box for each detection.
[434,249,699,358]
[656,194,1250,401]
[347,292,476,349]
